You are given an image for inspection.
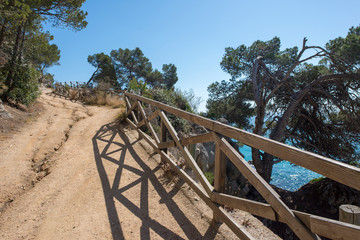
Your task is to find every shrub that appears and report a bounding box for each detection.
[6,65,40,106]
[149,88,197,133]
[69,89,79,100]
[205,171,214,185]
[83,91,124,108]
[128,78,151,98]
[115,109,127,123]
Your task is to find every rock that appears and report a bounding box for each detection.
[190,118,249,196]
[217,118,229,125]
[194,143,210,172]
[0,99,13,119]
[247,178,360,240]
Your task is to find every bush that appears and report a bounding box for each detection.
[205,171,214,185]
[128,78,151,98]
[83,91,124,108]
[126,79,201,133]
[115,109,127,123]
[6,65,40,106]
[150,88,193,133]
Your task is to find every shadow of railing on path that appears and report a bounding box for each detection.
[92,122,218,240]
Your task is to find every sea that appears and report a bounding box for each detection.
[239,145,322,191]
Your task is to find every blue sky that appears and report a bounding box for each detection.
[45,0,360,112]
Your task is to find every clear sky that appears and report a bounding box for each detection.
[45,0,360,112]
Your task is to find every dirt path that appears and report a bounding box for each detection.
[0,90,280,239]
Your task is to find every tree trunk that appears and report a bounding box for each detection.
[270,88,311,141]
[86,67,100,86]
[0,20,7,49]
[252,87,312,183]
[251,104,275,182]
[5,23,24,91]
[250,58,275,183]
[18,22,27,64]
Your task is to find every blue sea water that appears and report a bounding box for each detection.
[239,145,322,191]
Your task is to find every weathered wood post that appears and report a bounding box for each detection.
[339,204,360,226]
[137,101,143,140]
[213,142,227,223]
[160,120,167,163]
[187,143,196,170]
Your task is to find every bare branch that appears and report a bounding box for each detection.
[310,73,360,86]
[285,134,321,153]
[251,57,262,105]
[265,38,310,104]
[298,52,326,63]
[308,88,344,110]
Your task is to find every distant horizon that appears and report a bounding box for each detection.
[46,0,360,112]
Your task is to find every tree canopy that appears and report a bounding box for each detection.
[88,48,178,90]
[110,48,152,88]
[86,53,117,88]
[207,26,360,182]
[0,0,88,105]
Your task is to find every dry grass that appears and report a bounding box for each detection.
[83,92,125,108]
[115,109,127,123]
[69,90,79,101]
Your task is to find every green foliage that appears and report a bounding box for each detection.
[30,0,88,31]
[204,172,214,185]
[162,64,178,89]
[115,110,127,123]
[149,88,198,133]
[207,26,360,182]
[107,47,178,89]
[128,77,151,98]
[150,88,200,113]
[26,30,60,70]
[324,25,360,72]
[110,48,153,88]
[309,177,325,183]
[42,72,54,87]
[146,64,178,89]
[87,52,118,88]
[145,69,163,88]
[207,80,254,129]
[6,65,40,106]
[0,0,88,104]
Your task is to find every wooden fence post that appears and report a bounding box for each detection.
[137,102,143,139]
[340,205,360,226]
[160,120,167,163]
[213,142,227,223]
[123,92,360,239]
[214,143,227,193]
[187,143,196,170]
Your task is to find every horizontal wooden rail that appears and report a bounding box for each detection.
[125,92,360,191]
[212,192,360,240]
[124,92,360,240]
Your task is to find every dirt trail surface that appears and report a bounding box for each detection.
[0,89,280,239]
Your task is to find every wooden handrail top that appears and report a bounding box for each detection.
[125,92,360,191]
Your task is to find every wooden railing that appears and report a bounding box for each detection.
[124,92,360,240]
[50,82,125,102]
